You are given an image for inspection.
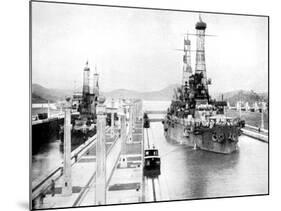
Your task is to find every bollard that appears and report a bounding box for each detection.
[128,104,133,143]
[95,101,107,205]
[62,97,72,196]
[47,100,50,119]
[120,113,127,168]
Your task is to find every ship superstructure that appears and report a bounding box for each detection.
[60,61,99,148]
[163,15,245,154]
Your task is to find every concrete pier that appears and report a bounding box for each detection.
[107,117,143,204]
[62,98,72,196]
[261,110,264,130]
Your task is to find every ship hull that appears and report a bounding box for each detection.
[166,122,196,147]
[60,127,96,151]
[32,114,80,154]
[165,122,239,154]
[32,118,63,154]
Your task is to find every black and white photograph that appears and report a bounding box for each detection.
[30,1,268,210]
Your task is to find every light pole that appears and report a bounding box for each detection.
[62,97,72,196]
[95,96,107,205]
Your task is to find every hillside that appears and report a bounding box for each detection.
[32,84,73,103]
[103,84,179,101]
[213,90,268,105]
[32,93,48,103]
[32,83,267,104]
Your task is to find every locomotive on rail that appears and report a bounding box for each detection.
[143,147,161,177]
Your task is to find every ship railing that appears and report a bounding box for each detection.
[31,126,110,201]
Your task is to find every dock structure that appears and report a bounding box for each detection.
[107,113,143,204]
[31,99,145,209]
[145,109,268,142]
[31,99,268,209]
[227,100,268,113]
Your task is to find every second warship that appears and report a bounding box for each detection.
[60,61,99,150]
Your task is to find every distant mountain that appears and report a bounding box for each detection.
[32,83,268,105]
[213,90,268,105]
[32,84,73,103]
[32,93,48,103]
[32,83,180,103]
[103,84,179,101]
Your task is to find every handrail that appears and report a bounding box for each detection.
[32,166,62,193]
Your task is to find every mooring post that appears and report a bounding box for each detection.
[95,98,107,205]
[62,97,72,196]
[120,107,127,168]
[261,108,264,130]
[47,100,50,119]
[128,104,133,143]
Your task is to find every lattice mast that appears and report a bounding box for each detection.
[195,15,208,91]
[182,34,192,90]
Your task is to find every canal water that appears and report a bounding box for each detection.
[31,100,268,198]
[148,123,268,200]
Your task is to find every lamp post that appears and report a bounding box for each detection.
[95,96,107,205]
[62,97,72,196]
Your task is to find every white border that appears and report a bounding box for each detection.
[0,0,278,211]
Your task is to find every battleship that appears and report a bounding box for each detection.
[163,16,245,154]
[60,61,99,150]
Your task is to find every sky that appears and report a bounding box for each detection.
[32,2,268,94]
